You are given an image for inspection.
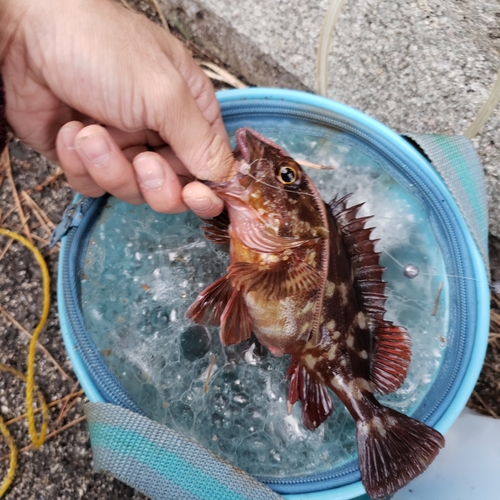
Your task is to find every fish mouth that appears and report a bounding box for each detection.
[203,128,284,200]
[234,128,264,164]
[202,128,262,197]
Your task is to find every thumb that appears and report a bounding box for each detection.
[147,35,237,182]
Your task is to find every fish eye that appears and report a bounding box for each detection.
[278,165,298,185]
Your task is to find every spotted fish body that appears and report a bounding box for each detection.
[187,128,444,499]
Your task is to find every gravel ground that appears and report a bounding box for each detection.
[0,139,148,500]
[0,2,499,500]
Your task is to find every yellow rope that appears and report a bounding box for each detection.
[0,228,50,496]
[0,418,16,498]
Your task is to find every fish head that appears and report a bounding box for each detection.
[207,128,328,243]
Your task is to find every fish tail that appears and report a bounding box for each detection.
[356,404,444,499]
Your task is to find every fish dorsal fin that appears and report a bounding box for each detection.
[200,210,230,245]
[228,257,321,301]
[287,358,333,430]
[186,275,252,346]
[328,195,411,394]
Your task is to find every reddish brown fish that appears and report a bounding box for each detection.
[187,128,444,499]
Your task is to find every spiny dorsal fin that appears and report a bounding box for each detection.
[228,257,321,301]
[328,195,411,394]
[200,210,230,245]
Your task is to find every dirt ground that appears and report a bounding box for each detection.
[0,2,499,500]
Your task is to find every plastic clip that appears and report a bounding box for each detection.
[49,201,84,248]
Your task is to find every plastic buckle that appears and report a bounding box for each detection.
[49,201,84,248]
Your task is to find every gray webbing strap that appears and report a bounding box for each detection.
[85,402,283,500]
[405,133,489,274]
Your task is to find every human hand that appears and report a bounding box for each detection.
[0,0,236,217]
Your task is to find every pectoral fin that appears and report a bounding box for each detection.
[228,257,321,300]
[186,275,252,346]
[186,275,233,326]
[219,288,253,345]
[200,210,230,245]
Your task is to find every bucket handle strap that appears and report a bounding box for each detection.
[85,402,283,500]
[403,133,489,275]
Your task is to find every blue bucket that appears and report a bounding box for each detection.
[57,88,490,499]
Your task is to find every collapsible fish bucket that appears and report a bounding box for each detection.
[56,89,490,500]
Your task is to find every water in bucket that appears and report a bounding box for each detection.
[80,128,448,480]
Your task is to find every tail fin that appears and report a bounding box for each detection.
[357,405,444,499]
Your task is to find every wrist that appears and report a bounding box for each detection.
[0,0,28,64]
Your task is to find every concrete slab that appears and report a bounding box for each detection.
[161,0,500,239]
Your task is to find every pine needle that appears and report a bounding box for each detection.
[0,218,30,261]
[0,305,74,384]
[199,62,247,89]
[472,390,499,419]
[118,0,136,12]
[54,381,82,430]
[0,205,16,225]
[296,159,338,170]
[5,391,84,427]
[148,0,169,31]
[0,416,87,462]
[21,191,56,230]
[3,148,32,244]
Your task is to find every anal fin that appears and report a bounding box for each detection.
[287,359,333,430]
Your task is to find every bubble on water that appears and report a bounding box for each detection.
[180,325,211,362]
[404,264,420,279]
[82,130,449,479]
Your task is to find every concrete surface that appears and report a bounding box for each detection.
[161,0,500,238]
[393,408,500,500]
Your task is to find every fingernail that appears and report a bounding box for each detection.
[60,125,79,151]
[134,156,165,190]
[184,195,215,213]
[77,133,111,167]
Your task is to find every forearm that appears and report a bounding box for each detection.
[0,0,28,64]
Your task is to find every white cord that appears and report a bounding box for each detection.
[464,67,500,139]
[316,0,347,97]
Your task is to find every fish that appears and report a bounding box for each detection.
[187,127,444,499]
